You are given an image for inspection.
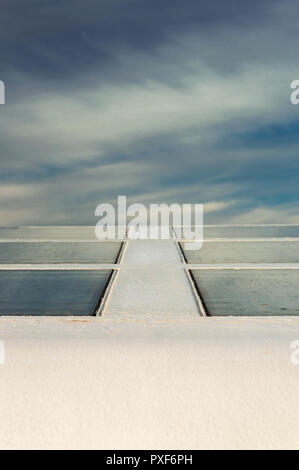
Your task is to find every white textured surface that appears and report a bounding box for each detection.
[0,316,299,449]
[1,235,299,449]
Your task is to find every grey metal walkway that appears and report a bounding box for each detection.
[106,239,200,320]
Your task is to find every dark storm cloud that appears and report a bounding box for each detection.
[0,0,278,81]
[0,0,274,45]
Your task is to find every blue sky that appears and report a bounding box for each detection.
[0,0,299,225]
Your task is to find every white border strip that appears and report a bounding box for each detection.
[95,241,127,316]
[95,270,120,317]
[189,263,299,270]
[173,224,299,227]
[0,239,127,243]
[179,238,299,242]
[0,264,120,270]
[184,268,207,317]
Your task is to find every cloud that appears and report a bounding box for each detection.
[0,58,293,169]
[0,0,299,225]
[226,205,299,225]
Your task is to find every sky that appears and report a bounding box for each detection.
[0,0,299,225]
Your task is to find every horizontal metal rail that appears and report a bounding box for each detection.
[0,264,120,270]
[188,263,299,270]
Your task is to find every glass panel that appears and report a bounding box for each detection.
[0,270,112,316]
[0,242,121,264]
[176,225,299,239]
[203,226,299,239]
[191,269,299,316]
[182,241,299,264]
[0,226,97,240]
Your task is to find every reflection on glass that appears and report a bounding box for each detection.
[0,270,112,316]
[0,242,121,264]
[192,269,299,316]
[182,241,299,264]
